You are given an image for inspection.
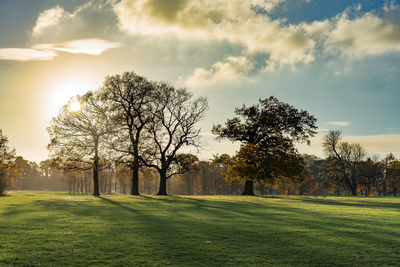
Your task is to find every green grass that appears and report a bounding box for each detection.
[1,192,399,266]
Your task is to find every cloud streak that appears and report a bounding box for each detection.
[327,121,352,127]
[0,39,123,62]
[0,48,57,61]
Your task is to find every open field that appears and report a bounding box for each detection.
[1,192,400,266]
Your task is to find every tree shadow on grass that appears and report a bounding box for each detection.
[1,195,400,266]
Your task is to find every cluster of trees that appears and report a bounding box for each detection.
[1,71,399,197]
[47,73,319,196]
[47,71,208,196]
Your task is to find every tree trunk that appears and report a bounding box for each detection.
[131,148,140,195]
[382,179,387,196]
[93,158,100,196]
[242,180,255,196]
[157,171,168,195]
[350,185,357,196]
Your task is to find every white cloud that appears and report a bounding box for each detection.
[179,56,255,88]
[32,6,67,36]
[0,48,57,61]
[114,0,319,70]
[0,39,122,62]
[383,0,399,12]
[327,121,352,127]
[113,0,400,72]
[37,39,124,55]
[333,66,351,76]
[325,12,400,58]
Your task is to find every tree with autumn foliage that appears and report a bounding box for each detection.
[212,96,317,195]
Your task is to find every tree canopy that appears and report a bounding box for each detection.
[213,96,317,195]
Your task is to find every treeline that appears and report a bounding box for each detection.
[10,150,400,196]
[1,70,399,197]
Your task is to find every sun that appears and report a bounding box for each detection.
[68,99,81,113]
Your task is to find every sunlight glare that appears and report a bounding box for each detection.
[47,75,97,117]
[68,99,81,113]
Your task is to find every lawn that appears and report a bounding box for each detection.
[0,191,399,266]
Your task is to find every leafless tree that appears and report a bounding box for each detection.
[47,91,110,196]
[100,72,155,195]
[140,83,208,195]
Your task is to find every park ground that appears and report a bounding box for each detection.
[0,191,399,266]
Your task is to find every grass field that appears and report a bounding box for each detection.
[1,191,399,266]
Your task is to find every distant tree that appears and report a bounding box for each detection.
[212,96,317,195]
[100,72,155,195]
[357,157,381,196]
[0,130,18,196]
[140,83,207,195]
[302,155,328,195]
[378,154,395,196]
[47,92,110,196]
[387,160,400,196]
[323,130,366,195]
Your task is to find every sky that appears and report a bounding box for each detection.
[1,0,400,163]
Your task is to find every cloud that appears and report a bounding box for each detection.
[333,66,351,76]
[327,121,352,127]
[0,48,57,61]
[0,39,122,62]
[31,1,119,42]
[325,10,400,59]
[179,56,255,88]
[34,39,123,56]
[32,6,66,36]
[113,0,320,71]
[113,0,400,73]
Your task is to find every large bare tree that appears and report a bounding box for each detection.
[140,83,208,195]
[47,91,109,196]
[100,72,155,195]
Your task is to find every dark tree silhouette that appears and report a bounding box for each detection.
[47,92,110,196]
[212,96,317,195]
[100,72,155,195]
[140,82,207,195]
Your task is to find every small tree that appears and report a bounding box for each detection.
[212,96,317,195]
[0,130,18,196]
[140,83,207,195]
[47,92,110,196]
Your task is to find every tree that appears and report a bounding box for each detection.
[302,155,327,195]
[387,160,400,196]
[47,92,110,196]
[322,130,366,195]
[212,96,317,195]
[0,129,18,196]
[140,83,208,195]
[100,72,155,195]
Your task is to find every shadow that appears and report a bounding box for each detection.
[1,193,400,266]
